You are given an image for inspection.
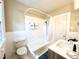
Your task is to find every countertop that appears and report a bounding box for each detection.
[48,40,72,59]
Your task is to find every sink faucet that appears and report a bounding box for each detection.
[68,38,78,42]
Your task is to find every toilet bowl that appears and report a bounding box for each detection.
[16,47,27,55]
[16,46,28,59]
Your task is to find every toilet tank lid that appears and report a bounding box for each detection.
[17,47,27,55]
[14,39,25,43]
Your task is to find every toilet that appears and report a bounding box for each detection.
[16,46,28,59]
[16,47,27,56]
[14,39,28,59]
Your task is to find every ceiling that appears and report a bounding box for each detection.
[16,0,73,13]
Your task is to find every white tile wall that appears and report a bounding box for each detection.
[67,32,79,40]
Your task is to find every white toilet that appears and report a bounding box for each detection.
[16,46,28,59]
[16,47,27,56]
[14,39,28,59]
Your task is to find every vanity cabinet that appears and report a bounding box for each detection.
[48,49,65,59]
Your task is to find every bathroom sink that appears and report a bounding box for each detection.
[55,40,68,49]
[55,40,79,59]
[49,40,79,59]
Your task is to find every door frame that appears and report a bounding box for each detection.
[49,12,71,42]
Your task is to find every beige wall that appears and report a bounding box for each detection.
[4,0,29,32]
[49,3,79,32]
[70,10,79,32]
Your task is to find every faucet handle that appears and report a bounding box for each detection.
[73,38,78,42]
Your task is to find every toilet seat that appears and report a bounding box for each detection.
[16,47,27,55]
